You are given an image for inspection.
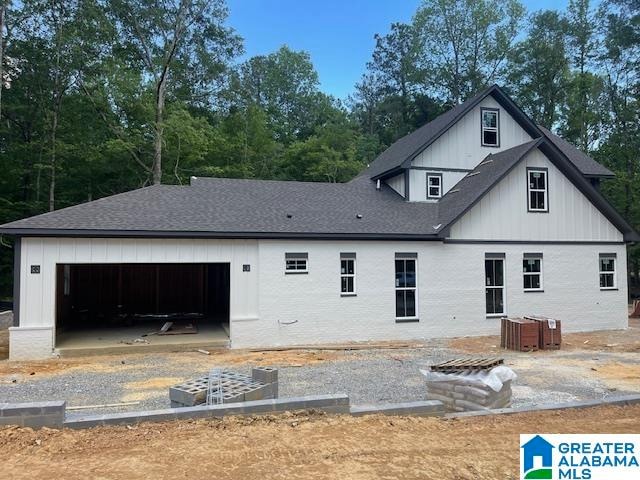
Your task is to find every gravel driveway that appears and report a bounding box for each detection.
[0,332,639,417]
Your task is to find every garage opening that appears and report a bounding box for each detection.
[55,263,230,353]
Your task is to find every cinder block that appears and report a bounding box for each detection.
[0,416,23,427]
[243,385,267,401]
[350,401,445,417]
[23,414,64,429]
[251,367,278,384]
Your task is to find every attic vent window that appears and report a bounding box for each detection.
[481,108,500,147]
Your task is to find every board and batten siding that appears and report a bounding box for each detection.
[449,148,624,241]
[385,173,405,197]
[10,237,259,359]
[407,96,533,201]
[229,240,628,348]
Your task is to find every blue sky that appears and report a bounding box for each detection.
[226,0,572,100]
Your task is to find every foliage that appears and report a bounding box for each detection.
[0,0,639,296]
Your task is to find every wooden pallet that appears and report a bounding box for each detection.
[429,357,504,373]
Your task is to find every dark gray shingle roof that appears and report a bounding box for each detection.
[0,175,440,238]
[365,85,613,180]
[365,86,496,179]
[437,140,542,230]
[538,126,614,177]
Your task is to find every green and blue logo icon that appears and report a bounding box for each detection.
[521,435,554,479]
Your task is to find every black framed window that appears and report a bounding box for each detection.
[340,254,356,295]
[599,254,616,289]
[285,253,308,274]
[485,255,505,315]
[523,254,543,291]
[395,255,417,318]
[481,108,500,147]
[527,168,548,212]
[426,174,442,199]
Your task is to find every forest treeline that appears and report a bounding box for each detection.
[0,0,638,297]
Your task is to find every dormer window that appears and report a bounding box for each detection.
[481,108,500,147]
[426,173,442,199]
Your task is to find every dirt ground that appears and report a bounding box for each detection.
[0,404,638,480]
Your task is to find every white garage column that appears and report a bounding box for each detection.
[9,237,259,360]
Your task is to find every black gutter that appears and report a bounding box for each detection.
[0,229,443,241]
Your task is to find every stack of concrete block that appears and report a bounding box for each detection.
[169,368,279,408]
[251,366,278,399]
[0,401,65,428]
[425,377,513,413]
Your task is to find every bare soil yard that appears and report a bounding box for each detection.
[1,404,639,480]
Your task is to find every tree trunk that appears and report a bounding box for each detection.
[0,3,6,120]
[152,77,167,185]
[49,107,58,212]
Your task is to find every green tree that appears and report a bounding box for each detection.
[106,0,241,184]
[507,11,570,127]
[413,0,525,103]
[234,46,332,144]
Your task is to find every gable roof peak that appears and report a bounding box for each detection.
[364,84,541,180]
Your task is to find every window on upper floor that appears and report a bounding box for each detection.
[426,173,442,199]
[481,108,500,147]
[527,168,548,212]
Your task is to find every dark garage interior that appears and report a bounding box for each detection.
[55,263,230,351]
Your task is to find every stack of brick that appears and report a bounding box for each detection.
[422,366,516,413]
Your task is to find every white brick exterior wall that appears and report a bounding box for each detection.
[9,326,54,360]
[231,240,628,348]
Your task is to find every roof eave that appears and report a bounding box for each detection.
[0,228,443,241]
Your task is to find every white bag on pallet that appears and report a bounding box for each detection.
[419,365,517,392]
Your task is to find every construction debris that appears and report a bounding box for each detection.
[169,367,279,408]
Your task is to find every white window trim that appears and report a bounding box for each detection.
[395,256,418,320]
[481,108,500,147]
[285,255,308,274]
[485,255,506,317]
[523,255,544,292]
[426,173,442,200]
[527,168,549,212]
[599,255,617,290]
[340,256,356,296]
